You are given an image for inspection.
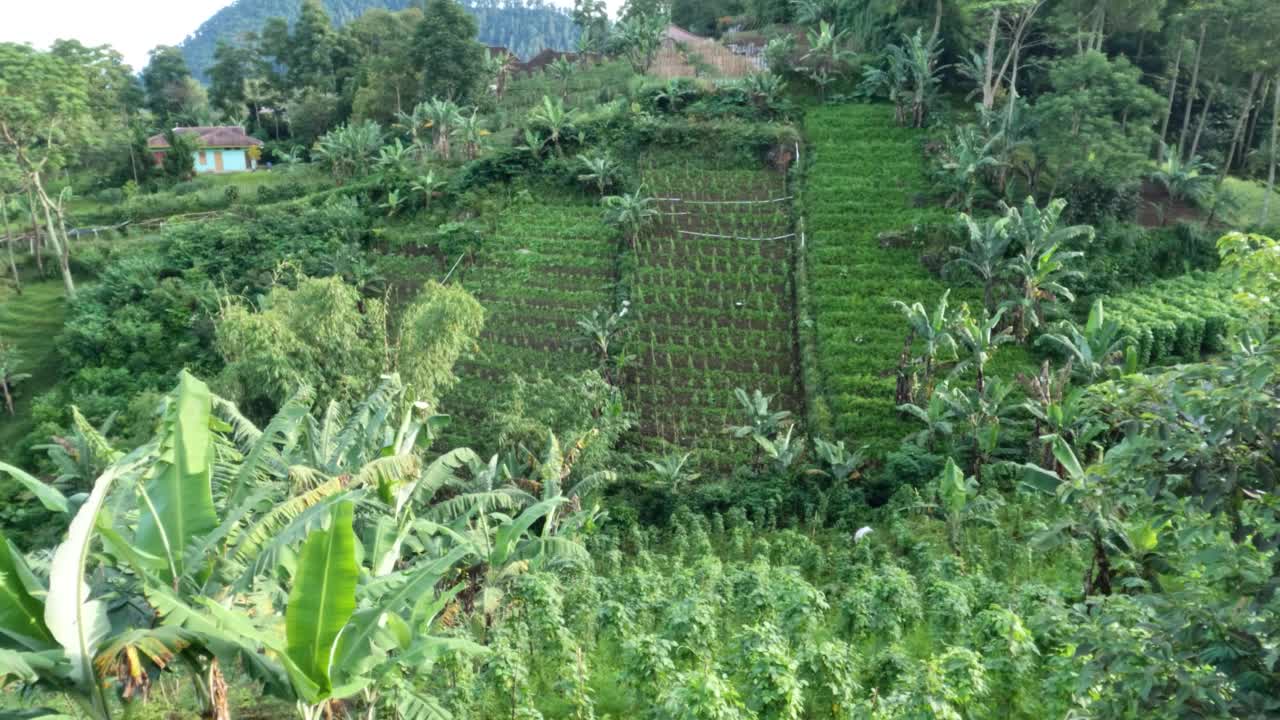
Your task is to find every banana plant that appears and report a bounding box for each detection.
[1036,300,1137,382]
[937,458,978,552]
[0,444,160,720]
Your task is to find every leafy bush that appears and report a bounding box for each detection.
[1104,271,1247,363]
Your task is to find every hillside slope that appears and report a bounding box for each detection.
[179,0,579,80]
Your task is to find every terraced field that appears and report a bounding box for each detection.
[630,158,800,463]
[804,105,1027,450]
[443,190,615,449]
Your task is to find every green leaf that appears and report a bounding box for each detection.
[0,531,54,651]
[491,497,566,567]
[1050,436,1085,480]
[135,372,218,584]
[285,500,359,704]
[0,462,68,514]
[938,458,969,516]
[46,446,149,714]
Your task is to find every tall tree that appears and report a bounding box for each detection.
[347,8,424,123]
[286,0,340,94]
[141,45,194,124]
[208,40,255,118]
[414,0,487,103]
[574,0,612,52]
[0,43,93,298]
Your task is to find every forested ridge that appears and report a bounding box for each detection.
[2,0,1280,718]
[179,0,579,80]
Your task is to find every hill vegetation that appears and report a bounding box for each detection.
[2,1,1280,719]
[179,0,580,80]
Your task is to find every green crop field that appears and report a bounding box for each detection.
[442,189,614,450]
[0,279,67,456]
[804,104,1029,450]
[632,156,799,463]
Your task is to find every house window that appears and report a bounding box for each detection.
[199,150,207,164]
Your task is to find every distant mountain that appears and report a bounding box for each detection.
[179,0,580,81]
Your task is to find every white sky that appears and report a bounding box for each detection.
[0,0,238,72]
[0,0,621,74]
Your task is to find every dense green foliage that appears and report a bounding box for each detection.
[5,1,1280,718]
[179,0,580,82]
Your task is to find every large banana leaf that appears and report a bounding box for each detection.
[395,447,478,517]
[46,446,150,717]
[135,372,218,583]
[491,497,567,568]
[0,530,54,651]
[0,462,68,515]
[332,545,473,690]
[285,500,358,704]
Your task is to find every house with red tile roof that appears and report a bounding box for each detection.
[147,126,264,174]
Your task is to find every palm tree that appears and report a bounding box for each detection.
[577,151,622,195]
[603,189,659,248]
[528,96,577,156]
[947,212,1013,313]
[484,49,518,100]
[891,289,958,405]
[1150,148,1215,222]
[576,301,631,383]
[312,121,383,185]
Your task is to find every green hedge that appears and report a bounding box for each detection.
[1105,271,1247,364]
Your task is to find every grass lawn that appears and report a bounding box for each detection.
[0,278,67,459]
[1222,176,1280,227]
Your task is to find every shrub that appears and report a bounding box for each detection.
[1105,271,1247,364]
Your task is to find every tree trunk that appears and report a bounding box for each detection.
[1188,76,1218,161]
[1158,33,1184,160]
[895,329,916,406]
[1,193,19,295]
[1243,78,1271,171]
[1219,72,1262,186]
[25,187,42,273]
[981,9,1002,110]
[1262,71,1280,225]
[929,0,944,46]
[29,173,75,299]
[1176,22,1207,159]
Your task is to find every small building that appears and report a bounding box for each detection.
[147,126,264,174]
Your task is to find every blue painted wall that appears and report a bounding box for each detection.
[192,148,253,174]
